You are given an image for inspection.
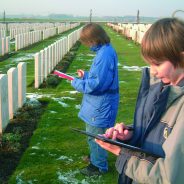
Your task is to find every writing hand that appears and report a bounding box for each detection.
[77,69,84,78]
[105,123,133,141]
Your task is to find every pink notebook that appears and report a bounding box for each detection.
[54,70,74,81]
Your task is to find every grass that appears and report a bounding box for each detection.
[2,24,147,184]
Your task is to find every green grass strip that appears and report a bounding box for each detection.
[8,24,146,184]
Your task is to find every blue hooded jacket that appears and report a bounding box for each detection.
[71,43,119,128]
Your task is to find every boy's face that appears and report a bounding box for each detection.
[150,61,184,85]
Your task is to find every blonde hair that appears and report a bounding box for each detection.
[141,18,184,67]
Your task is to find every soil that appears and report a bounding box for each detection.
[0,100,48,184]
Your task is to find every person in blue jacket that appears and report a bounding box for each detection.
[71,23,119,176]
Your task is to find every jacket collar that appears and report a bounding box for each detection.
[177,78,184,87]
[90,44,104,52]
[167,85,184,108]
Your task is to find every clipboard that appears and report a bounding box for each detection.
[54,70,74,81]
[71,128,163,158]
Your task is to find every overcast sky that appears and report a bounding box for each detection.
[1,0,184,18]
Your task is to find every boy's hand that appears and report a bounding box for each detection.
[95,139,121,156]
[105,123,133,141]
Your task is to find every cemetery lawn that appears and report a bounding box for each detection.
[6,25,146,184]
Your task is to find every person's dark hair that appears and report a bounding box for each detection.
[141,18,184,67]
[80,23,110,45]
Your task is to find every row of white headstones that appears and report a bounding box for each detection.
[0,25,82,134]
[34,27,82,88]
[107,22,152,44]
[0,22,75,39]
[0,22,80,56]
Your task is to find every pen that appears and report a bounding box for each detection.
[114,126,134,131]
[125,126,134,131]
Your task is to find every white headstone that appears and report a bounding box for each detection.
[0,38,2,56]
[6,36,10,53]
[50,44,54,71]
[44,48,48,78]
[40,50,45,81]
[48,46,52,73]
[35,53,42,88]
[18,62,27,108]
[1,37,5,56]
[0,74,9,134]
[8,67,18,119]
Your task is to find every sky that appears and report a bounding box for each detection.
[0,0,184,18]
